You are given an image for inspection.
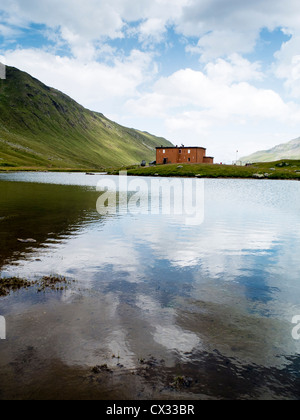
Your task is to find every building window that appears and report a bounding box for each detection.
[188,150,191,154]
[163,150,165,154]
[179,150,182,154]
[188,158,191,162]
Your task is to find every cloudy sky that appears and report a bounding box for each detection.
[1,0,300,162]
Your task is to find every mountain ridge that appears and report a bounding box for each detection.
[0,66,173,169]
[242,136,300,163]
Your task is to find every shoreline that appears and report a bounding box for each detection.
[2,161,300,181]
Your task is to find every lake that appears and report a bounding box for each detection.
[0,172,299,400]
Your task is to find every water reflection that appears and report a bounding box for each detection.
[0,173,300,399]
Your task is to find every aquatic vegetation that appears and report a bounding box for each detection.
[37,276,75,293]
[0,277,32,297]
[0,275,76,297]
[91,364,113,374]
[170,375,193,390]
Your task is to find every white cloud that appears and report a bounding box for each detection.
[0,0,190,58]
[1,1,124,61]
[274,35,300,99]
[1,0,300,60]
[1,47,156,112]
[2,0,125,39]
[128,66,294,121]
[138,18,167,46]
[205,54,264,84]
[186,30,258,62]
[126,63,300,161]
[0,22,20,39]
[178,0,300,59]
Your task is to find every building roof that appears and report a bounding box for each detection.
[156,146,206,150]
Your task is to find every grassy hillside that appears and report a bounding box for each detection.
[113,160,300,180]
[242,137,300,163]
[0,66,172,170]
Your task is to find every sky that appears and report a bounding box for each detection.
[1,0,300,163]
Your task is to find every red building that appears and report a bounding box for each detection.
[156,146,214,165]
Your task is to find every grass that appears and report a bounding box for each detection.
[112,160,300,180]
[1,160,300,181]
[0,166,107,173]
[2,160,300,180]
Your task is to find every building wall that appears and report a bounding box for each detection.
[203,157,214,164]
[156,148,177,164]
[156,147,213,165]
[196,148,206,163]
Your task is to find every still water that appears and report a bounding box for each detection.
[0,172,299,400]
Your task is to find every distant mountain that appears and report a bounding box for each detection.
[242,137,300,163]
[0,66,172,169]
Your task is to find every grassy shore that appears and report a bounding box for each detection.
[1,160,300,180]
[0,166,107,173]
[114,160,300,180]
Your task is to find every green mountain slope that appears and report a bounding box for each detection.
[242,137,300,163]
[0,66,173,169]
